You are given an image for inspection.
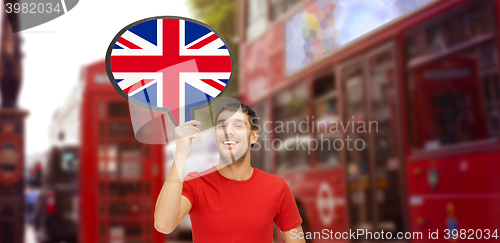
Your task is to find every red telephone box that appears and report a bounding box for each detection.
[79,61,165,243]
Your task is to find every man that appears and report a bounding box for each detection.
[154,102,306,242]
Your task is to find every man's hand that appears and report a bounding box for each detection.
[175,120,201,157]
[154,120,200,234]
[282,225,307,243]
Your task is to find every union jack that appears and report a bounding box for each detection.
[109,18,232,125]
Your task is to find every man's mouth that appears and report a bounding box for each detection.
[222,139,239,147]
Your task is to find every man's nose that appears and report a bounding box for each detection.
[224,124,235,135]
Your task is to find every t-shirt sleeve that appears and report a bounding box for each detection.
[181,175,195,209]
[274,180,303,232]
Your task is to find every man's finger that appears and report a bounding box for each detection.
[183,120,201,126]
[180,130,201,138]
[178,126,197,132]
[178,126,201,135]
[190,133,201,140]
[186,127,201,133]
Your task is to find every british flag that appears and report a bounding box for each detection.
[109,18,232,126]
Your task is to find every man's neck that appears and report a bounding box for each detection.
[217,154,253,181]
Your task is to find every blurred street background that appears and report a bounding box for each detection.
[0,0,499,243]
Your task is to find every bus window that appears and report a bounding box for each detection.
[340,60,373,232]
[313,71,340,166]
[367,49,396,167]
[406,1,499,150]
[366,45,404,234]
[276,136,312,171]
[273,81,310,171]
[467,4,495,37]
[342,61,368,173]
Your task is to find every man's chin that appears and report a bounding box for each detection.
[219,151,246,165]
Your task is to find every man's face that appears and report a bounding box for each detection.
[214,109,257,165]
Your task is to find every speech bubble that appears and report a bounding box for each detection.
[105,16,233,127]
[4,0,79,32]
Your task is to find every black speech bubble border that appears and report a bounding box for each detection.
[105,16,234,127]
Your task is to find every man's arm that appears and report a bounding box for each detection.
[282,225,307,243]
[154,120,201,234]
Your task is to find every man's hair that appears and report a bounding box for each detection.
[215,102,258,131]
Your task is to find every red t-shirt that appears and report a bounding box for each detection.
[182,166,302,242]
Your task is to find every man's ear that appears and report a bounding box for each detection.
[250,130,258,145]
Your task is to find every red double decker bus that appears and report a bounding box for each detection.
[240,0,500,242]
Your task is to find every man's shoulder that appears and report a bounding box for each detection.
[254,168,287,187]
[184,166,217,181]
